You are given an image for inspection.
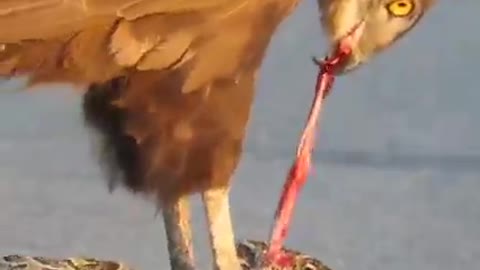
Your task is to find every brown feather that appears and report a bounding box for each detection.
[0,0,301,204]
[83,1,298,204]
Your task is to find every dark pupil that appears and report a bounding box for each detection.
[397,2,407,7]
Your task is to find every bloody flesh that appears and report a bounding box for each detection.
[261,45,353,267]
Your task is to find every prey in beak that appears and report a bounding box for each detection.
[319,0,434,75]
[260,18,368,269]
[261,0,436,268]
[315,20,367,76]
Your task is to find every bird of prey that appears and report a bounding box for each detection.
[0,0,436,269]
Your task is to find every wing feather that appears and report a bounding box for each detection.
[0,0,298,202]
[0,0,252,83]
[0,0,243,42]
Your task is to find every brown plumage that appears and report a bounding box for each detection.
[0,1,301,269]
[0,0,297,201]
[0,0,437,269]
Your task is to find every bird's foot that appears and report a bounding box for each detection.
[237,240,331,270]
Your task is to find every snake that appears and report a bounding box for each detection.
[0,240,332,270]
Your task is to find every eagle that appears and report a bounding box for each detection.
[0,0,436,269]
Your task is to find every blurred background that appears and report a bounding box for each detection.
[0,0,478,269]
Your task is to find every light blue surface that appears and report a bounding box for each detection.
[0,1,478,269]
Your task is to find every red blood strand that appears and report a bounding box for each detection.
[263,47,351,266]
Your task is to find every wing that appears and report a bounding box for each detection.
[0,0,299,202]
[0,0,241,42]
[80,1,296,202]
[0,0,249,85]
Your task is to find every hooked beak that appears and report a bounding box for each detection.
[328,20,366,75]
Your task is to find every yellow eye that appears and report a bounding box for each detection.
[386,0,414,17]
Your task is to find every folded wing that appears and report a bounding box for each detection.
[0,0,247,84]
[0,0,240,41]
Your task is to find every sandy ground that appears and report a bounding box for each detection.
[0,1,478,269]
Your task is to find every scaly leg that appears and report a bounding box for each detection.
[162,196,196,270]
[202,188,241,270]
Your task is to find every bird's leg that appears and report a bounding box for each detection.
[162,196,196,270]
[202,188,242,270]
